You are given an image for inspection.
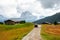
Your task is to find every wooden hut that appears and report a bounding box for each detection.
[42,22,51,24]
[4,20,15,25]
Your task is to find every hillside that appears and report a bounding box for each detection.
[34,12,60,24]
[0,15,7,22]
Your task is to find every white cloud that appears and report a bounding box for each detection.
[0,0,17,5]
[0,5,20,18]
[0,0,60,21]
[4,6,20,18]
[0,0,20,18]
[17,0,58,18]
[17,0,45,18]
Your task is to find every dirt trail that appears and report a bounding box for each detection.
[22,25,42,40]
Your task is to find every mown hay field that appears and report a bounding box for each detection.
[41,24,60,40]
[0,23,34,40]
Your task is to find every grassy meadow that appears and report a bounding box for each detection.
[41,24,60,40]
[0,23,34,40]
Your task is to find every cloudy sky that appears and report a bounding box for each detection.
[0,0,60,22]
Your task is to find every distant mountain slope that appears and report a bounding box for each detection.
[9,18,24,22]
[0,15,7,22]
[34,12,60,24]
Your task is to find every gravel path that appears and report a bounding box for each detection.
[22,25,42,40]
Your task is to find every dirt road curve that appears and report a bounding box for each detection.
[22,25,42,40]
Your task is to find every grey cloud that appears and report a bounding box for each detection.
[38,0,60,8]
[17,6,23,13]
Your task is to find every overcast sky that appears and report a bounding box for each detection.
[0,0,60,21]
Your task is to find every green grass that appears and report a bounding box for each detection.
[0,23,34,40]
[41,24,60,40]
[0,23,33,31]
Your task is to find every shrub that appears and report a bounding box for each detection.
[54,21,57,25]
[20,20,26,24]
[0,22,3,24]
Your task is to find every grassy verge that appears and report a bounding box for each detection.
[41,24,60,40]
[0,23,34,40]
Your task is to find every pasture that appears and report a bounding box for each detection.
[41,24,60,40]
[0,23,34,40]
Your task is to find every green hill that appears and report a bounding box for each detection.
[34,12,60,24]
